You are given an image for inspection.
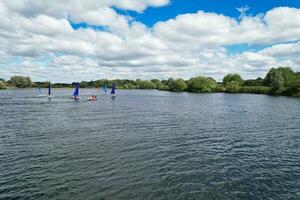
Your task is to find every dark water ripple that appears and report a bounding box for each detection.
[0,89,300,200]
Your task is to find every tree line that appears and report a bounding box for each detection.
[1,67,299,97]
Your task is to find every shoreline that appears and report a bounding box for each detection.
[2,87,299,97]
[2,67,299,97]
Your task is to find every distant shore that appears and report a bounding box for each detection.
[1,67,299,97]
[2,86,300,98]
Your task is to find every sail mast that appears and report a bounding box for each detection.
[111,83,116,95]
[48,82,51,96]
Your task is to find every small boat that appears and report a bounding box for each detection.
[88,94,97,101]
[37,87,45,97]
[102,83,108,95]
[48,83,52,98]
[111,82,116,98]
[72,82,80,100]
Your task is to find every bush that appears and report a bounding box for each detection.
[168,78,187,92]
[151,79,164,89]
[158,85,169,91]
[136,80,156,89]
[188,76,217,93]
[225,81,240,93]
[239,86,271,94]
[9,76,32,88]
[283,78,300,97]
[213,84,225,92]
[244,78,264,86]
[264,68,285,95]
[223,74,243,86]
[0,81,7,89]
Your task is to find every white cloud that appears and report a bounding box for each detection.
[154,7,300,46]
[0,1,299,82]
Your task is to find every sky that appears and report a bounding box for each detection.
[0,0,300,82]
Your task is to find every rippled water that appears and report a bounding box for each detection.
[0,89,299,200]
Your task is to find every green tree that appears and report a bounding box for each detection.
[168,78,187,92]
[9,76,32,88]
[136,80,156,89]
[223,74,244,86]
[277,67,297,87]
[188,76,217,92]
[214,84,225,92]
[283,76,300,96]
[0,81,6,89]
[244,77,264,86]
[80,81,88,88]
[151,79,164,89]
[239,86,271,94]
[225,81,240,93]
[264,68,285,95]
[95,79,110,88]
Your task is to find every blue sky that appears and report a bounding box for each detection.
[0,0,300,82]
[120,0,300,26]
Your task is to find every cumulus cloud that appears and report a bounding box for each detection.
[0,1,299,82]
[154,7,300,46]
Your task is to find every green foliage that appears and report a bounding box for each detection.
[136,80,156,89]
[225,81,240,93]
[277,67,297,87]
[80,81,88,88]
[188,76,217,92]
[283,76,300,96]
[264,67,300,96]
[151,79,163,89]
[239,86,271,94]
[214,84,225,92]
[52,83,72,88]
[244,77,264,86]
[9,76,32,88]
[4,67,299,97]
[264,68,285,95]
[32,82,50,88]
[95,79,110,88]
[168,78,187,92]
[223,74,243,86]
[0,81,7,89]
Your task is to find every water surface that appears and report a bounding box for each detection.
[0,89,299,199]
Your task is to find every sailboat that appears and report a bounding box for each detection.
[48,82,52,98]
[103,83,108,95]
[73,82,80,100]
[37,87,45,97]
[111,82,116,97]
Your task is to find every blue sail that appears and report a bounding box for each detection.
[103,84,108,94]
[48,83,51,96]
[111,83,116,95]
[73,82,79,96]
[38,87,41,94]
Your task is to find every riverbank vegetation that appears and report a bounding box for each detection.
[0,80,7,90]
[1,67,299,96]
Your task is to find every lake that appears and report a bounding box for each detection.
[0,89,299,200]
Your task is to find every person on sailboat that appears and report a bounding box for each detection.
[88,94,97,101]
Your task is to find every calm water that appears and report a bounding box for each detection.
[0,89,299,200]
